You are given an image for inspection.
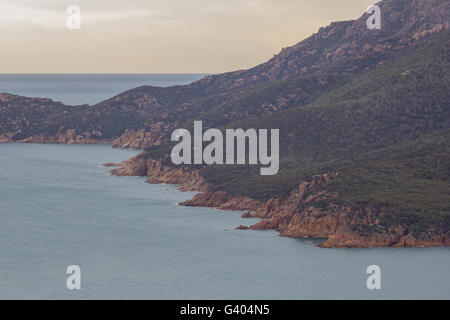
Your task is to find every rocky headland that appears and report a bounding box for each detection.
[2,0,449,248]
[108,157,450,248]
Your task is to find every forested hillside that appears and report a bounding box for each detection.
[1,0,449,247]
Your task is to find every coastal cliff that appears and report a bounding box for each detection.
[2,0,449,249]
[110,157,208,192]
[109,157,449,248]
[111,125,168,150]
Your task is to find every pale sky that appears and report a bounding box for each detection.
[0,0,376,73]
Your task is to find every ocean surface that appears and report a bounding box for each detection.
[0,143,449,300]
[0,74,449,299]
[0,74,206,105]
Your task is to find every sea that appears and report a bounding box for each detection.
[0,74,206,106]
[0,74,448,299]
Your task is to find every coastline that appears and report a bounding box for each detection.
[107,154,450,249]
[2,135,449,249]
[2,141,449,299]
[2,138,449,249]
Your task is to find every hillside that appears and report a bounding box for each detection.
[109,31,449,248]
[142,31,449,197]
[1,0,449,247]
[2,0,448,145]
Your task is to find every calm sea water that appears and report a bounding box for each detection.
[0,74,205,105]
[0,75,449,299]
[0,143,449,300]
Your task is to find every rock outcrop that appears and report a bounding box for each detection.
[111,157,208,192]
[112,123,168,149]
[18,130,109,144]
[181,191,264,211]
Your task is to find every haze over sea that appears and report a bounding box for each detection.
[0,74,206,105]
[0,75,448,299]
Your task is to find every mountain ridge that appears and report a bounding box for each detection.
[2,0,448,144]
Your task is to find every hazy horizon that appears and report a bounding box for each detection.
[0,72,208,75]
[0,74,207,105]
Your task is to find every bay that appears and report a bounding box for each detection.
[0,143,448,299]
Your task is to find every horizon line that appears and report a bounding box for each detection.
[0,72,212,75]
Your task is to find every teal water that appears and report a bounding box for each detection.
[0,74,205,105]
[0,143,449,299]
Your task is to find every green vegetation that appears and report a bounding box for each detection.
[326,129,450,235]
[1,6,448,238]
[139,32,450,233]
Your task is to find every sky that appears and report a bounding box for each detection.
[0,0,376,73]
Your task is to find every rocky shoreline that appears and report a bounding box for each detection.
[107,156,450,248]
[2,136,448,248]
